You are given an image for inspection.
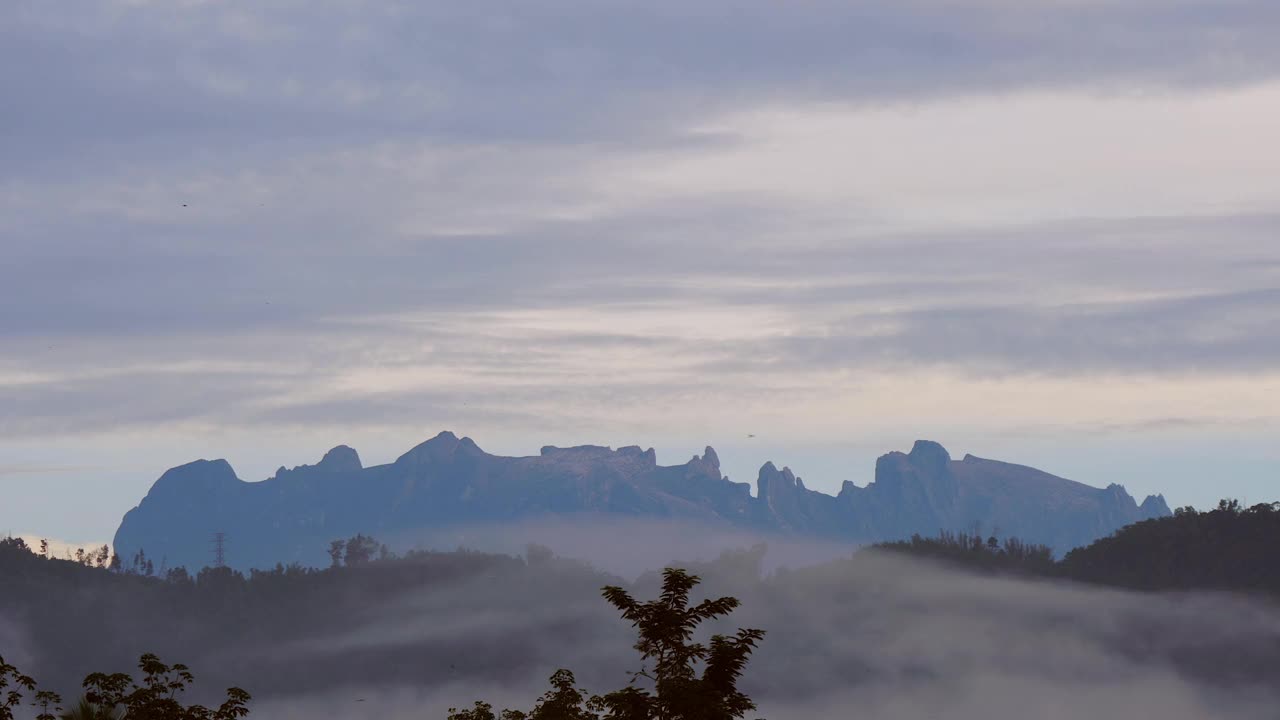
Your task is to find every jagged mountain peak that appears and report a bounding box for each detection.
[395,430,473,466]
[908,440,952,475]
[318,445,362,473]
[1140,494,1172,518]
[113,433,1173,571]
[702,446,720,469]
[146,458,239,499]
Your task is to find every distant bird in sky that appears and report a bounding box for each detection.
[746,434,756,439]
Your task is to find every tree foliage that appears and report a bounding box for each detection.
[450,568,765,720]
[1060,499,1280,592]
[874,530,1055,575]
[1,653,38,720]
[874,500,1280,596]
[1,653,249,720]
[33,690,63,720]
[0,533,538,695]
[0,654,62,720]
[59,695,125,720]
[83,653,250,720]
[325,533,391,568]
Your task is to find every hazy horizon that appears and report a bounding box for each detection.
[0,426,1265,551]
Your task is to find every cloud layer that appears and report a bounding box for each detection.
[241,544,1280,720]
[3,0,1280,539]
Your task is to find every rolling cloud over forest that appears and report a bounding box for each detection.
[10,537,1278,720]
[270,552,1280,720]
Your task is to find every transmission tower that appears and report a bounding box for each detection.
[211,531,227,568]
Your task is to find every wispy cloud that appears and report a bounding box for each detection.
[3,0,1280,537]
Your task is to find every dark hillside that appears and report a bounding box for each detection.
[873,499,1280,598]
[1060,500,1280,593]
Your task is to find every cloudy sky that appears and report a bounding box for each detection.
[3,0,1279,547]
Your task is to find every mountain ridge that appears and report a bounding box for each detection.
[112,432,1170,571]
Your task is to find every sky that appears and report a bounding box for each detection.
[2,0,1279,548]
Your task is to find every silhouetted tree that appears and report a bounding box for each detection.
[343,534,380,566]
[1,654,64,720]
[128,549,151,576]
[33,690,63,720]
[597,569,764,720]
[84,653,250,720]
[327,539,346,568]
[166,567,193,585]
[1060,498,1280,592]
[2,653,38,720]
[1,650,251,720]
[874,531,1054,575]
[60,695,125,720]
[448,701,525,720]
[450,568,765,720]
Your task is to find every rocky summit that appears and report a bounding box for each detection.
[112,432,1170,571]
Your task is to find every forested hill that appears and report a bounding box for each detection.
[1,534,614,702]
[874,499,1280,596]
[1059,500,1280,593]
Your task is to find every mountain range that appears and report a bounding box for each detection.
[112,432,1170,571]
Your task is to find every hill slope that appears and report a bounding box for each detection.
[1060,499,1280,593]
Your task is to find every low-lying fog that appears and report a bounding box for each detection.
[8,520,1280,719]
[254,521,1280,719]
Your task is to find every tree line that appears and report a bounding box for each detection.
[1,651,249,720]
[874,499,1280,595]
[1,541,765,720]
[5,497,1279,717]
